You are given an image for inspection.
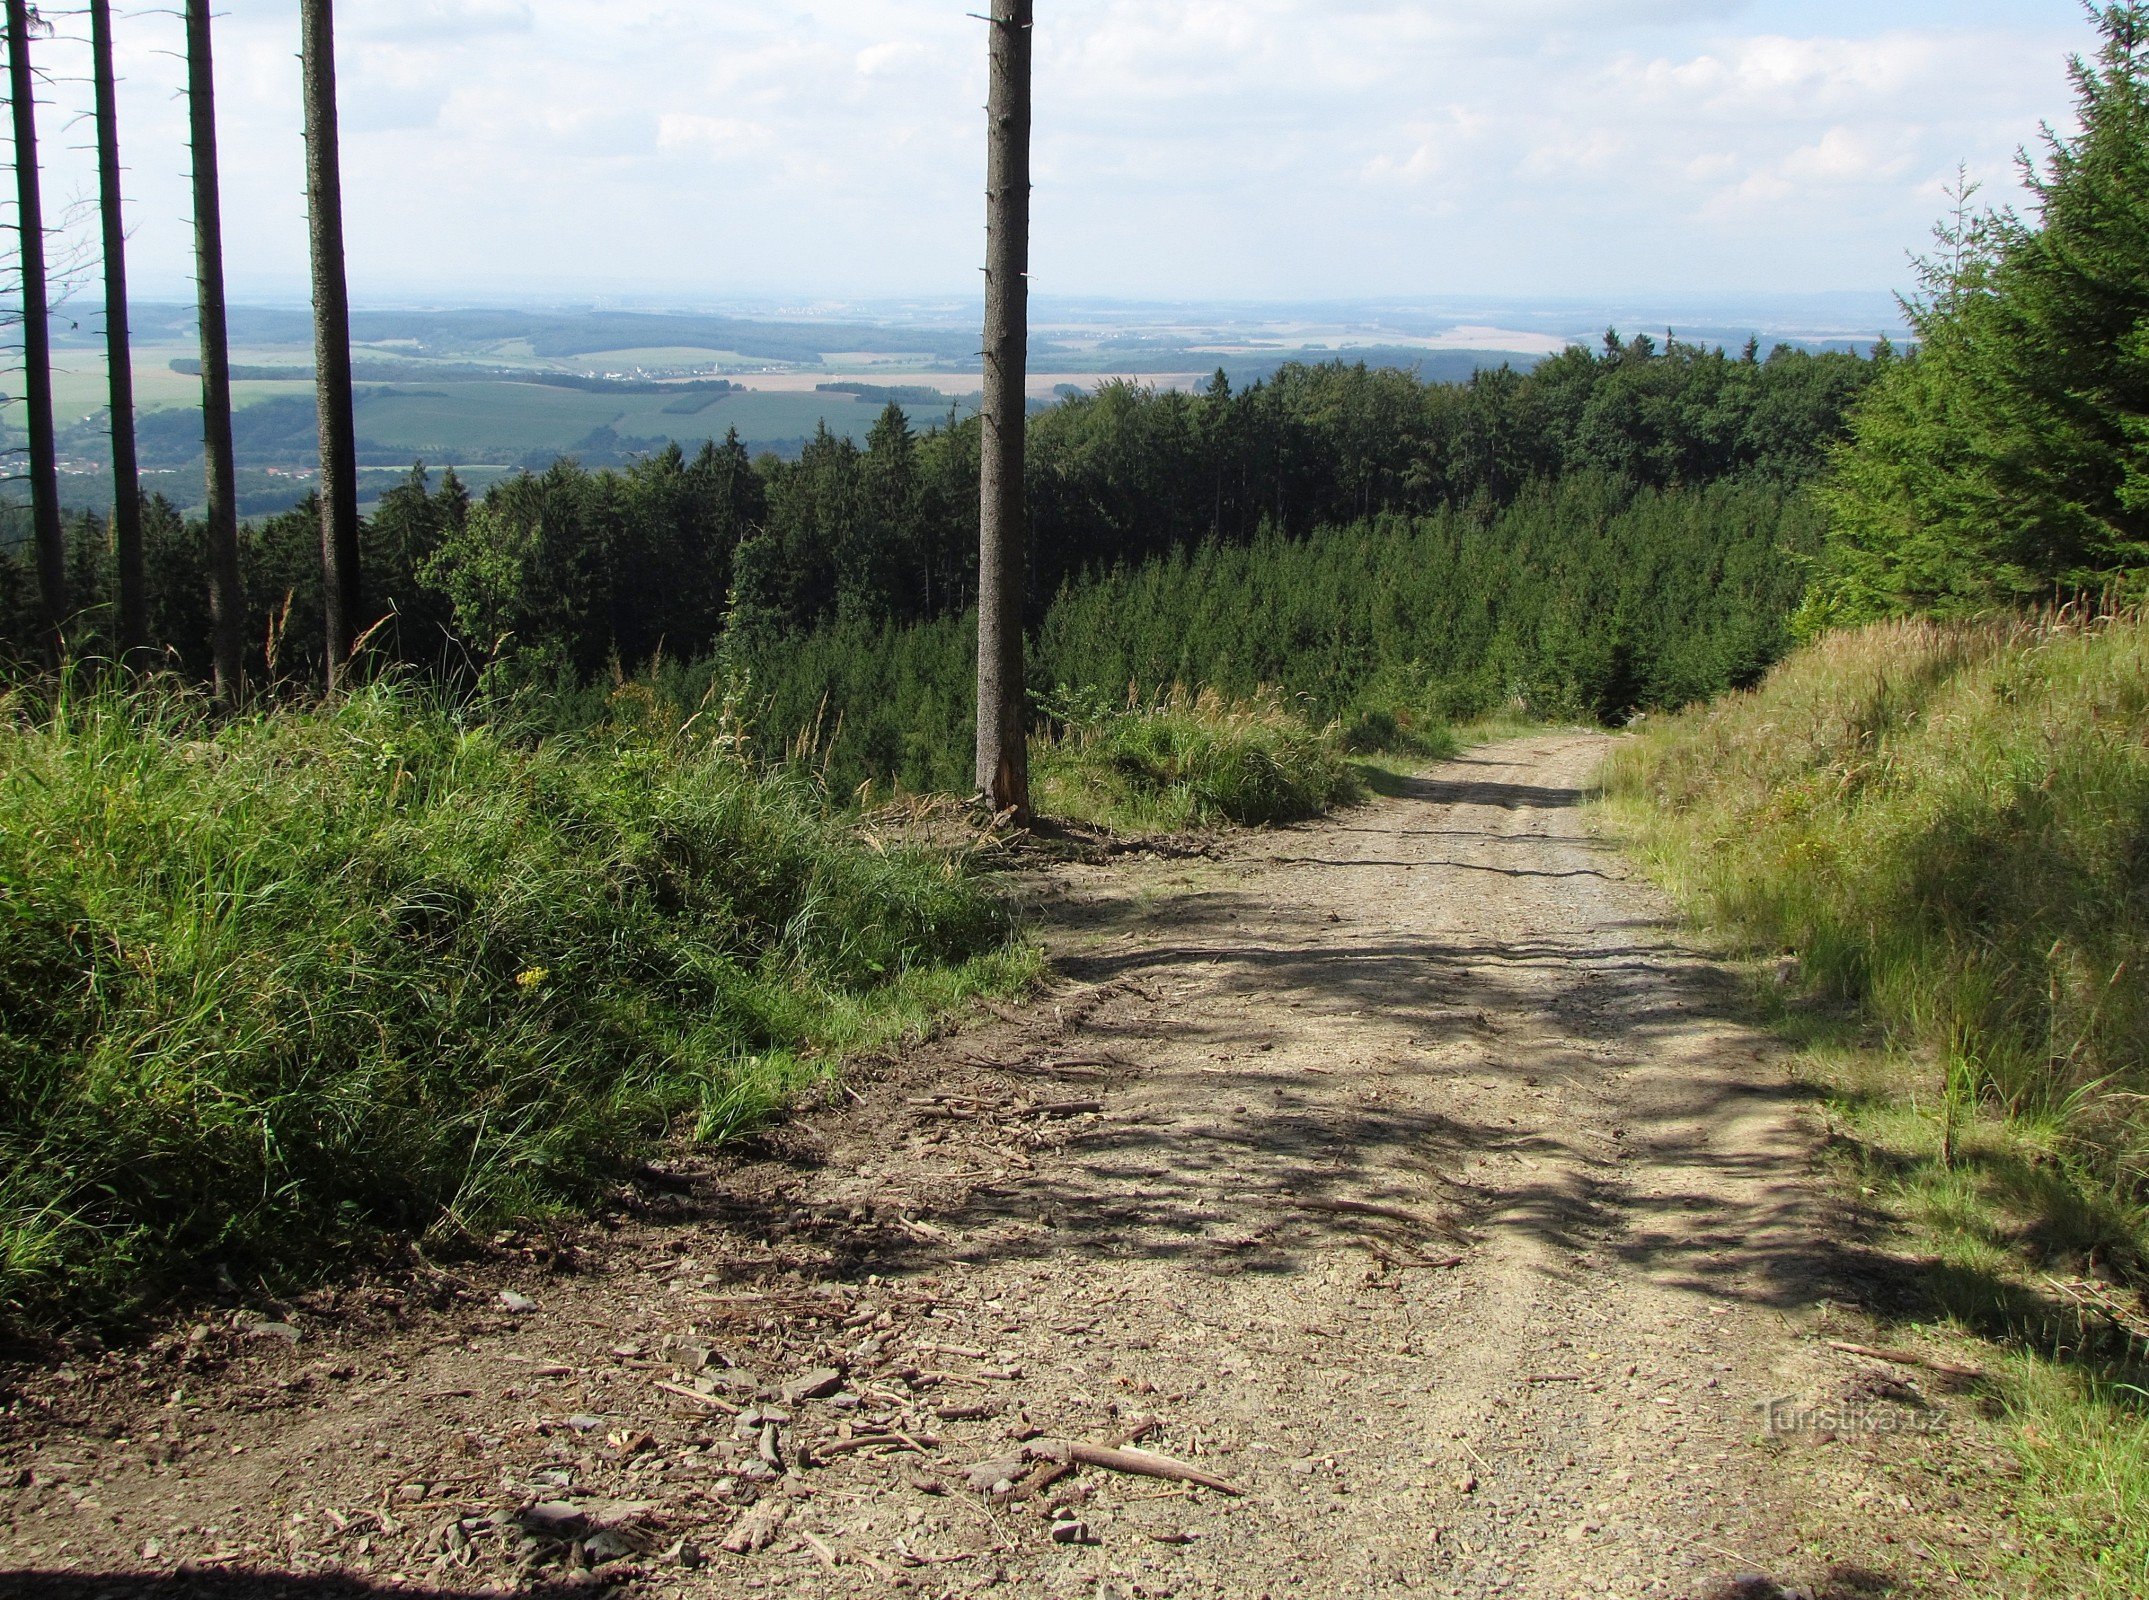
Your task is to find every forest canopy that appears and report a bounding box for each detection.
[2,336,1876,725]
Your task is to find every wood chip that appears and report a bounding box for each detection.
[718,1498,789,1555]
[782,1367,845,1404]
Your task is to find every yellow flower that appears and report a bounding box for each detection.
[516,966,550,991]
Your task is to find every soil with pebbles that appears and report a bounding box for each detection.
[0,734,2013,1600]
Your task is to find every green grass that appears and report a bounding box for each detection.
[1602,612,2149,1171]
[1599,611,2149,1597]
[0,676,1034,1331]
[1031,687,1364,831]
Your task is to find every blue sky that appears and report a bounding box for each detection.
[13,0,2096,308]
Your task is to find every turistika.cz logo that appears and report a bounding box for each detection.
[1758,1397,1950,1437]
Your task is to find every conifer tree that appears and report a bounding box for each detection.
[1809,4,2149,624]
[1983,1,2149,579]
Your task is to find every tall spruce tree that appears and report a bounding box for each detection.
[186,0,243,701]
[90,0,145,658]
[1808,3,2149,625]
[1983,0,2149,580]
[7,0,63,659]
[975,0,1033,820]
[301,0,360,689]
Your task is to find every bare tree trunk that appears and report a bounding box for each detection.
[7,0,63,662]
[301,0,359,690]
[975,0,1032,820]
[89,0,144,660]
[186,0,242,703]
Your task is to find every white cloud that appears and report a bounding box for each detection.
[5,0,2090,304]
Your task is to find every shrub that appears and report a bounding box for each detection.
[1032,687,1359,830]
[0,677,1026,1328]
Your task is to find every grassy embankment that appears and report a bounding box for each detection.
[1601,612,2149,1595]
[0,679,1034,1332]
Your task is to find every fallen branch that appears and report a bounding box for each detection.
[1004,1458,1072,1503]
[1025,1440,1245,1497]
[1825,1340,1985,1380]
[811,1430,935,1460]
[654,1380,741,1414]
[1377,1252,1466,1272]
[2045,1276,2149,1343]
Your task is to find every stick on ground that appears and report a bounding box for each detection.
[1825,1340,1985,1380]
[1025,1439,1245,1497]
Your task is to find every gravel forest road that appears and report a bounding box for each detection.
[1,734,2001,1600]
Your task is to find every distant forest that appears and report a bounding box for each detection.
[1,334,1876,776]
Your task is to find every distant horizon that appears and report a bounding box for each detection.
[89,286,1913,348]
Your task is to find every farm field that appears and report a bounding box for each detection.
[10,302,1557,522]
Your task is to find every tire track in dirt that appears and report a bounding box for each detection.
[0,734,2002,1599]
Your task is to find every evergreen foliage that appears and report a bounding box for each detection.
[1808,4,2149,625]
[2,344,1870,700]
[721,475,1820,798]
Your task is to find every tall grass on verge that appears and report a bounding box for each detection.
[1031,687,1362,831]
[1604,611,2149,1192]
[1601,611,2149,1597]
[0,677,1028,1330]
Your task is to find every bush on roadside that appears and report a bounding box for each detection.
[1032,687,1360,830]
[0,678,1026,1329]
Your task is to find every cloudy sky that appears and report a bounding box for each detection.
[17,0,2092,308]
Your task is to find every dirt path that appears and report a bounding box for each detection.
[1,734,2001,1600]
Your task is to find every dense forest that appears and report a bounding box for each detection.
[2,334,1876,780]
